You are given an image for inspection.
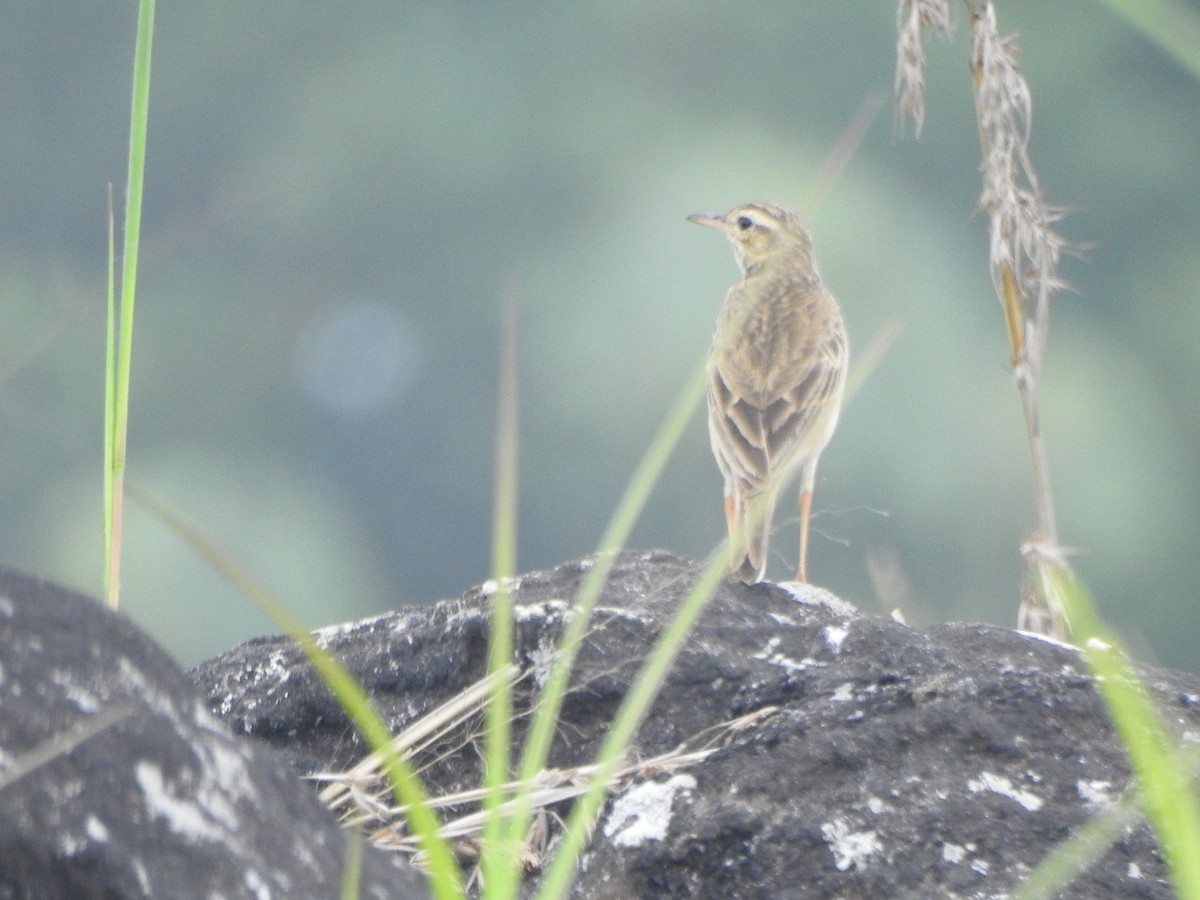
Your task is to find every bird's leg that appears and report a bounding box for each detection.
[796,487,812,583]
[725,492,740,570]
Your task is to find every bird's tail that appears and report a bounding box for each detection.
[726,489,775,584]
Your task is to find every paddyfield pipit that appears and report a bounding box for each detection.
[688,202,848,584]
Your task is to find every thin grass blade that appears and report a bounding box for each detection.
[128,483,463,899]
[484,282,522,890]
[106,0,156,609]
[1096,0,1200,82]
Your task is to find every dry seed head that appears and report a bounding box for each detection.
[893,0,955,137]
[895,0,1077,639]
[969,3,1072,365]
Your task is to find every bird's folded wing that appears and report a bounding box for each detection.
[707,328,846,488]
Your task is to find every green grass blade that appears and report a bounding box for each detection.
[1095,0,1200,82]
[530,368,862,898]
[534,547,731,900]
[501,327,889,898]
[483,287,521,891]
[128,483,463,899]
[339,829,363,900]
[105,0,156,609]
[1013,785,1151,899]
[490,360,707,900]
[1051,569,1200,897]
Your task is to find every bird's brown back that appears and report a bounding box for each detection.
[708,265,847,479]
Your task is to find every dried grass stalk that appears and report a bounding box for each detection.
[894,0,1076,638]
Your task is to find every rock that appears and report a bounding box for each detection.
[0,568,428,900]
[193,549,1196,898]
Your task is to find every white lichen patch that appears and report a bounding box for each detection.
[831,683,855,703]
[968,771,1043,811]
[594,605,653,626]
[513,598,568,622]
[823,625,848,652]
[942,842,966,864]
[85,815,109,842]
[756,637,781,655]
[313,612,391,644]
[136,762,228,844]
[55,676,100,714]
[603,775,696,848]
[526,635,559,688]
[751,636,812,674]
[776,582,860,618]
[479,576,521,597]
[820,818,882,871]
[942,841,988,874]
[1076,779,1115,807]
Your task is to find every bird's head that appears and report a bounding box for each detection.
[687,202,813,276]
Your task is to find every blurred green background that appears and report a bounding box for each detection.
[2,3,1197,670]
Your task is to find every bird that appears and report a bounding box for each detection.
[687,202,848,584]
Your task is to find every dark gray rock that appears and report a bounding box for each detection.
[193,549,1195,898]
[0,568,429,900]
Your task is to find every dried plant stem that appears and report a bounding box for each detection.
[896,0,1073,637]
[967,1,1073,637]
[317,687,776,878]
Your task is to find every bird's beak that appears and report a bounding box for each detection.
[686,212,728,232]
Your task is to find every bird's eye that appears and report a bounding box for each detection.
[736,216,753,231]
